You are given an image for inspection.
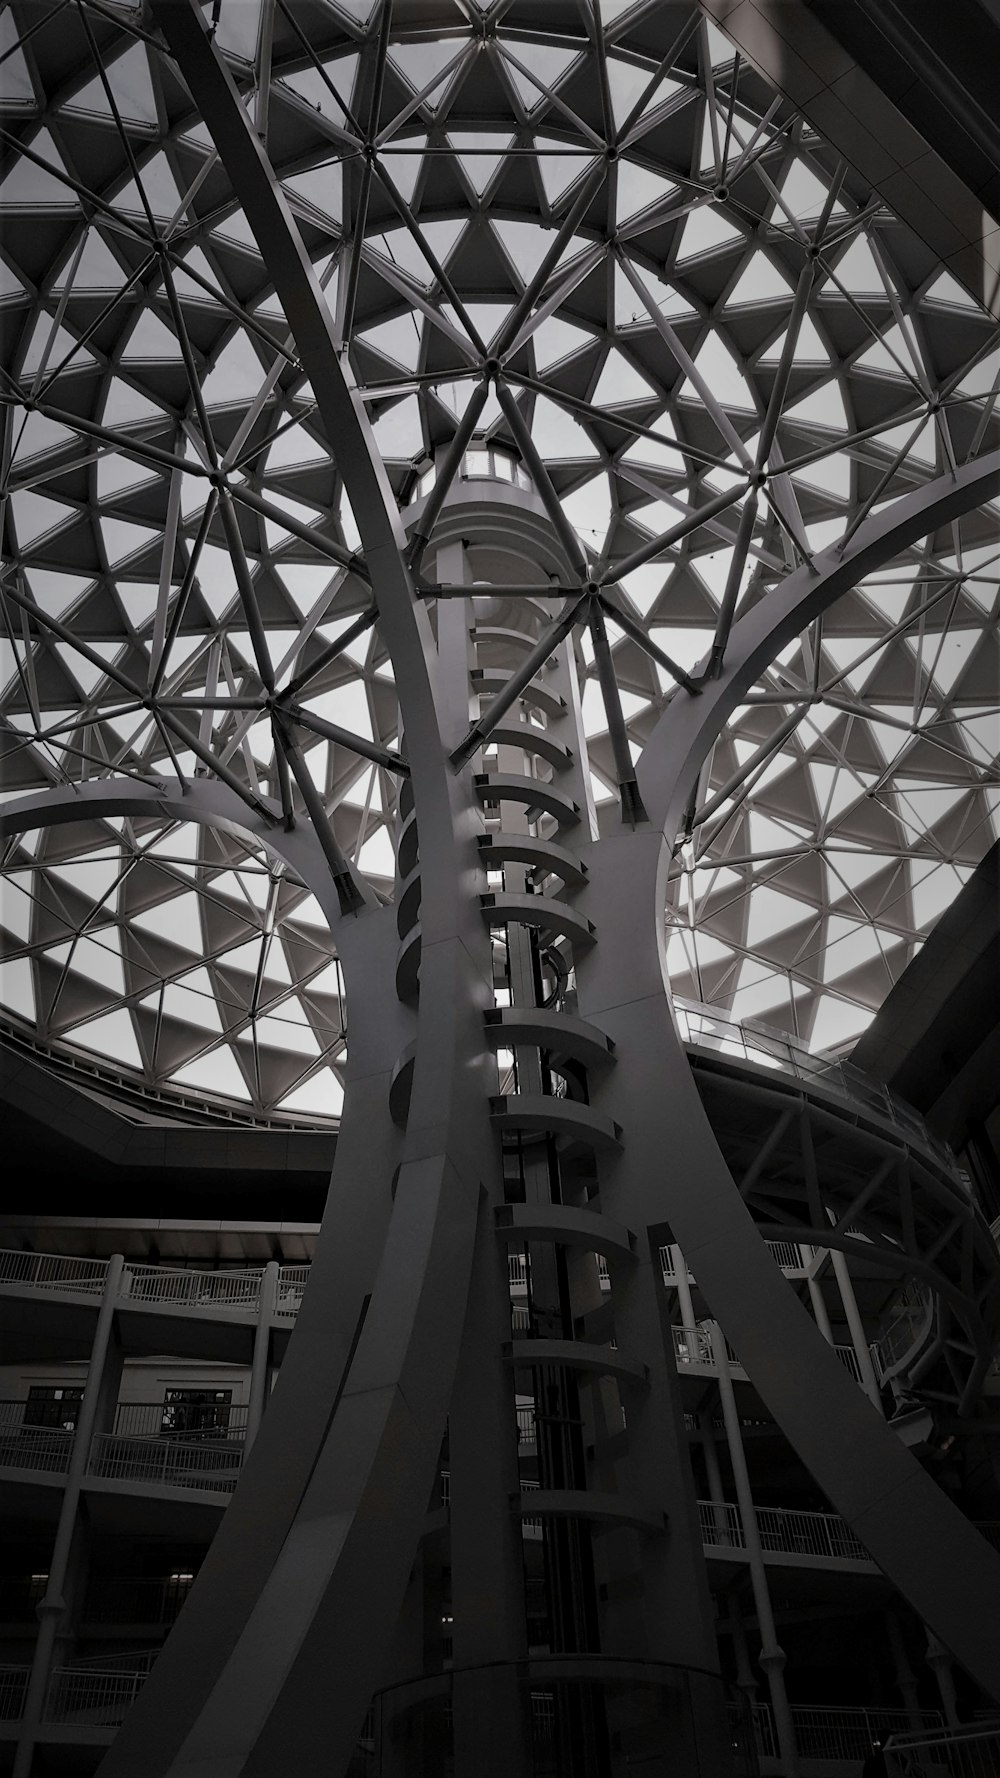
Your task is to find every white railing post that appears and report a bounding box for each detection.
[12,1253,125,1778]
[708,1320,800,1778]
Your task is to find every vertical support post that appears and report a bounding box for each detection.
[432,540,532,1778]
[673,1245,698,1335]
[806,1250,836,1346]
[728,1595,758,1699]
[925,1631,960,1727]
[699,1408,732,1547]
[829,1248,884,1413]
[709,1320,800,1778]
[886,1610,923,1731]
[246,1260,279,1450]
[13,1253,125,1778]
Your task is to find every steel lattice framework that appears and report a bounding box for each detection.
[1,0,998,1118]
[0,4,999,1776]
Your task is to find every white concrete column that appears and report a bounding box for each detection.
[709,1320,799,1778]
[246,1260,279,1450]
[829,1247,884,1413]
[14,1252,125,1778]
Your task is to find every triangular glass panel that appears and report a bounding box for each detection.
[617,162,676,224]
[65,43,156,126]
[531,395,600,460]
[169,1046,251,1099]
[10,491,76,550]
[726,253,792,307]
[66,1007,142,1067]
[592,349,657,406]
[116,153,183,220]
[0,128,71,207]
[448,133,512,196]
[277,1067,344,1117]
[500,42,580,112]
[820,234,885,299]
[279,55,359,123]
[534,136,596,206]
[675,204,742,263]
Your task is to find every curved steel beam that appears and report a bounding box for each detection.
[0,779,420,1757]
[638,448,1000,829]
[0,778,358,942]
[98,6,499,1775]
[604,449,1000,1695]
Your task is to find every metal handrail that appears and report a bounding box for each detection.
[673,996,961,1177]
[698,1497,872,1563]
[884,1721,1000,1777]
[274,1264,310,1317]
[671,1323,864,1383]
[0,1413,75,1474]
[661,1240,810,1282]
[748,1701,944,1762]
[0,1249,108,1293]
[0,1248,315,1319]
[112,1401,248,1440]
[88,1432,243,1495]
[0,1666,29,1722]
[121,1265,263,1309]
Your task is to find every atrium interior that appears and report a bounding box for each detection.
[0,0,998,1774]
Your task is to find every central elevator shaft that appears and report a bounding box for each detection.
[382,455,731,1777]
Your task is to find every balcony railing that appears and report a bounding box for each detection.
[121,1266,263,1310]
[699,1498,872,1564]
[0,1665,29,1722]
[88,1433,243,1495]
[0,1249,315,1320]
[871,1280,935,1382]
[885,1722,1000,1776]
[662,1240,810,1282]
[111,1401,248,1441]
[0,1404,75,1475]
[0,1652,158,1728]
[747,1701,943,1762]
[274,1264,310,1318]
[0,1250,108,1293]
[673,996,959,1176]
[44,1651,156,1727]
[671,1323,865,1384]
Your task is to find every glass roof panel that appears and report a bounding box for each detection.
[0,0,996,1120]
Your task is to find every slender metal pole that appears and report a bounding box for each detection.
[709,1320,800,1778]
[246,1261,279,1450]
[830,1248,884,1413]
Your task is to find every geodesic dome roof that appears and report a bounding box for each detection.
[1,0,997,1122]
